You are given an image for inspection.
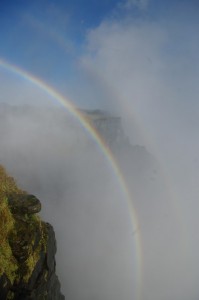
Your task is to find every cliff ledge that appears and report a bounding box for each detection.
[0,165,65,300]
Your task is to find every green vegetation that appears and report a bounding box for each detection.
[0,165,47,285]
[0,165,21,283]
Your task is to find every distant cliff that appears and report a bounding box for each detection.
[81,109,154,171]
[0,165,64,300]
[80,109,128,147]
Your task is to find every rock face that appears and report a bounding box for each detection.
[0,166,65,300]
[80,109,128,147]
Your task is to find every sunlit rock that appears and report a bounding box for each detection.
[0,165,65,300]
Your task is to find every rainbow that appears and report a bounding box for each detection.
[0,59,143,299]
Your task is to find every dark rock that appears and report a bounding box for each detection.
[12,250,46,297]
[0,274,11,299]
[8,194,41,215]
[9,218,42,263]
[1,193,65,300]
[46,223,57,273]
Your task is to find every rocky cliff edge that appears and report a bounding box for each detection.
[0,165,65,300]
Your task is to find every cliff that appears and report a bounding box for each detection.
[80,109,128,147]
[0,165,65,300]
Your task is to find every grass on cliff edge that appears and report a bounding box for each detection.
[0,165,23,284]
[0,165,46,285]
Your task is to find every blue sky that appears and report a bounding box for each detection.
[0,0,198,108]
[0,0,197,87]
[0,0,121,68]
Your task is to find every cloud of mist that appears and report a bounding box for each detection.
[0,71,58,106]
[80,6,199,200]
[1,3,199,300]
[0,104,140,300]
[78,8,199,300]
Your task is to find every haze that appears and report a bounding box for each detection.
[1,1,199,300]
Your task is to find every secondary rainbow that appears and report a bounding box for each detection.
[0,59,143,300]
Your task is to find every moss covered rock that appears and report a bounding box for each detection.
[0,165,65,300]
[8,194,41,215]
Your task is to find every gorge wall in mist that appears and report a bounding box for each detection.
[0,104,197,300]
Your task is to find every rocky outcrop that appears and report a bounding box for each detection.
[80,109,128,147]
[0,166,65,300]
